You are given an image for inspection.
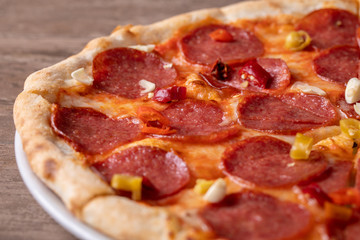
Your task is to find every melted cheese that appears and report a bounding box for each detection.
[129,44,155,52]
[290,82,326,96]
[55,14,359,240]
[184,74,221,102]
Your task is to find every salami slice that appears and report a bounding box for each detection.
[93,48,177,99]
[222,136,328,188]
[296,9,359,49]
[335,94,360,120]
[313,46,359,84]
[92,146,190,199]
[222,58,290,92]
[356,158,360,191]
[256,58,291,90]
[51,106,141,155]
[160,99,238,142]
[238,93,338,134]
[344,221,360,240]
[179,24,264,65]
[315,161,353,194]
[200,191,312,240]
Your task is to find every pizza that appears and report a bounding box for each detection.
[13,0,360,239]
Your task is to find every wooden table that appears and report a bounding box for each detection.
[0,0,242,239]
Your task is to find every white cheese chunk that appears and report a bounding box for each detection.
[203,178,227,203]
[64,79,79,87]
[345,78,360,104]
[290,82,326,96]
[219,116,231,127]
[71,68,94,85]
[139,79,156,94]
[163,63,173,69]
[240,81,249,88]
[354,103,360,115]
[129,44,155,52]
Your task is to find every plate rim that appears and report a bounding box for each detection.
[14,131,111,240]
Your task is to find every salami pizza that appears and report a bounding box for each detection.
[13,0,360,239]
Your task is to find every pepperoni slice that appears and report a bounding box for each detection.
[160,99,238,142]
[51,106,141,155]
[200,191,312,240]
[335,94,360,120]
[238,93,339,134]
[315,161,353,194]
[93,48,177,99]
[92,146,190,199]
[344,221,360,240]
[224,58,290,92]
[180,24,264,65]
[356,159,360,191]
[296,9,359,49]
[222,136,327,188]
[313,46,359,84]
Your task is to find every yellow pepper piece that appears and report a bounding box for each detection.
[340,118,360,139]
[290,133,314,160]
[111,174,142,201]
[194,179,215,195]
[240,81,249,88]
[324,202,352,221]
[285,30,311,51]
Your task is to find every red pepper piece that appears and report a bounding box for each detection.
[301,183,332,206]
[137,106,176,135]
[329,188,360,207]
[238,59,272,89]
[209,29,234,42]
[153,86,187,103]
[153,89,172,103]
[170,86,186,100]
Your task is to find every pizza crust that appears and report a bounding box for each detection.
[13,0,359,239]
[222,0,358,20]
[81,196,178,240]
[128,0,358,45]
[14,92,113,214]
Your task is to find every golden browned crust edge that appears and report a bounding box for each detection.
[13,92,114,215]
[128,0,358,45]
[13,0,358,239]
[81,196,181,240]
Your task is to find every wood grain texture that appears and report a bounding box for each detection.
[0,0,241,239]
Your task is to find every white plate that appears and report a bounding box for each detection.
[14,132,111,240]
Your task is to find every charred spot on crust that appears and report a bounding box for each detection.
[43,158,57,181]
[27,144,47,160]
[34,144,46,151]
